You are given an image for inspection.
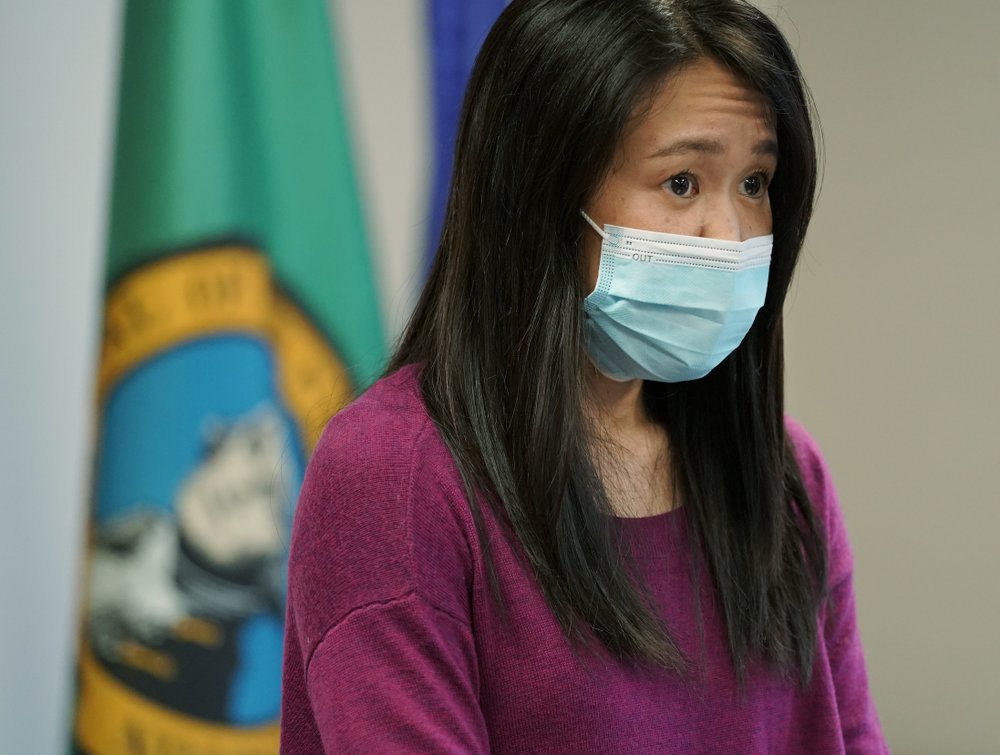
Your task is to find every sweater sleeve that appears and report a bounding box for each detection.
[281,394,491,754]
[786,418,889,754]
[306,592,488,753]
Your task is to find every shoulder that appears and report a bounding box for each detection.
[288,364,477,661]
[784,415,842,540]
[303,363,438,505]
[784,415,832,504]
[784,415,855,583]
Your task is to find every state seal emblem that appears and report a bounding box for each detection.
[74,242,352,754]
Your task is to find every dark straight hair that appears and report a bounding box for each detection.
[389,0,827,690]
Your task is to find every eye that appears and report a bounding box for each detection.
[666,173,698,198]
[741,172,771,198]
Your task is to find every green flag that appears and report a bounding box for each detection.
[72,1,384,752]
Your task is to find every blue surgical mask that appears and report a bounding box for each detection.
[580,210,772,383]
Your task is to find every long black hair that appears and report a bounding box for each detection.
[389,0,827,690]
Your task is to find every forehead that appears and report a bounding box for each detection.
[623,57,775,156]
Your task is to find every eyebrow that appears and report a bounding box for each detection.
[647,138,778,159]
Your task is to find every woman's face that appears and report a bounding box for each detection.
[582,57,778,292]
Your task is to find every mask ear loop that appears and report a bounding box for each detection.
[579,210,608,240]
[579,210,610,316]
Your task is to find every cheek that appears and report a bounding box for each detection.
[756,194,774,236]
[740,196,773,239]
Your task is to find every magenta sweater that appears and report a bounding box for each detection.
[280,365,888,753]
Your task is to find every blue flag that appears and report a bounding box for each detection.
[425,0,508,268]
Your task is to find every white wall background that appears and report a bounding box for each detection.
[1,1,998,754]
[0,3,117,752]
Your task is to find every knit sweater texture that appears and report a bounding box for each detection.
[280,364,888,753]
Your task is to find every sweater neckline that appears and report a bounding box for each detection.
[612,505,686,536]
[614,504,684,521]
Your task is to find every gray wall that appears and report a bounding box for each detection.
[767,2,1000,751]
[1,1,997,753]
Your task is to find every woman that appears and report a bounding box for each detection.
[281,0,888,752]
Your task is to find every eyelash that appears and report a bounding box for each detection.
[664,168,774,198]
